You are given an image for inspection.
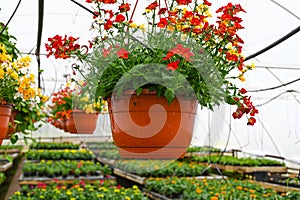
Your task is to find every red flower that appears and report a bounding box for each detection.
[162,52,175,60]
[232,108,244,119]
[104,20,113,30]
[158,8,167,15]
[170,44,194,61]
[203,0,211,6]
[167,60,180,70]
[117,48,129,59]
[119,3,130,12]
[115,14,125,23]
[99,0,116,4]
[146,1,158,10]
[176,0,192,5]
[247,117,256,126]
[157,18,168,28]
[239,88,247,94]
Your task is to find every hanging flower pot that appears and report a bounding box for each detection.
[61,118,69,132]
[0,105,12,145]
[108,90,198,159]
[6,110,18,139]
[66,112,78,134]
[72,110,98,134]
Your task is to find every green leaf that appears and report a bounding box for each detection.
[24,137,28,145]
[10,134,18,144]
[136,88,143,96]
[5,154,13,163]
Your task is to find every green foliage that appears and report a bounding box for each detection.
[190,155,285,167]
[145,177,300,199]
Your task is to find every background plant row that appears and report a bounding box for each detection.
[22,160,111,177]
[26,149,95,160]
[145,177,300,200]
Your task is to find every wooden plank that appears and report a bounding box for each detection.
[250,180,300,193]
[0,149,20,154]
[113,168,146,185]
[197,163,287,173]
[96,157,116,167]
[0,162,13,172]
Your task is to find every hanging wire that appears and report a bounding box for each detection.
[0,0,22,36]
[255,90,300,107]
[269,0,300,20]
[244,25,300,61]
[248,77,300,92]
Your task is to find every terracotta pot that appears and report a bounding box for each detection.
[72,110,98,134]
[66,113,78,134]
[6,110,18,139]
[0,105,12,145]
[108,90,198,159]
[61,119,69,132]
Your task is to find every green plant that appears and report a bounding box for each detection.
[0,172,5,185]
[115,160,209,177]
[145,177,300,199]
[22,160,112,177]
[10,181,148,200]
[45,0,258,125]
[30,142,80,150]
[187,146,221,153]
[0,15,48,144]
[190,155,285,167]
[25,149,96,160]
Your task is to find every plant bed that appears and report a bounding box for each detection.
[11,180,149,199]
[113,160,211,185]
[250,180,300,193]
[115,160,210,177]
[145,177,300,199]
[188,155,287,174]
[86,141,117,150]
[18,174,116,185]
[93,149,120,159]
[0,145,23,154]
[22,160,111,178]
[25,149,95,160]
[29,142,80,150]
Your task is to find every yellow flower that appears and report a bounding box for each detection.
[14,191,21,195]
[239,74,246,82]
[84,104,94,113]
[130,22,138,28]
[236,186,243,190]
[66,190,72,195]
[125,196,131,200]
[138,24,146,32]
[97,194,104,198]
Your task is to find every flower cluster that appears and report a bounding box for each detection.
[45,1,258,125]
[45,35,92,63]
[48,82,108,124]
[146,177,299,199]
[10,180,148,200]
[48,85,74,122]
[0,40,48,136]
